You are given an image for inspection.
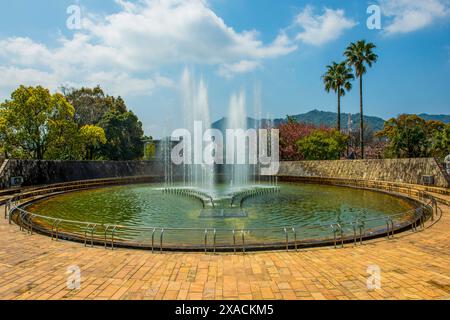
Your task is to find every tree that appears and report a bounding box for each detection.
[79,125,107,160]
[0,86,76,159]
[431,124,450,159]
[0,112,10,157]
[62,86,126,127]
[98,111,144,160]
[143,139,156,160]
[64,86,145,160]
[344,40,378,159]
[376,114,445,158]
[297,129,349,160]
[278,119,318,160]
[45,119,81,160]
[322,61,354,131]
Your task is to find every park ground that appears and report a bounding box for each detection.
[0,202,449,300]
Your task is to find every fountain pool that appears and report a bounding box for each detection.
[23,181,419,250]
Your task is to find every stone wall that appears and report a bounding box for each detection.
[278,158,449,188]
[1,158,448,189]
[0,160,175,188]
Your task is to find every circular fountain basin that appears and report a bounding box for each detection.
[23,182,419,250]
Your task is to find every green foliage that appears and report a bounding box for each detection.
[79,125,107,160]
[65,86,144,160]
[297,129,349,160]
[344,40,378,78]
[431,124,450,159]
[0,86,76,159]
[344,40,378,159]
[143,141,156,160]
[323,61,354,96]
[45,120,81,160]
[0,85,145,161]
[63,86,127,126]
[322,61,354,130]
[98,111,144,160]
[376,114,446,158]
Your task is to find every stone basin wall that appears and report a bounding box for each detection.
[0,159,173,189]
[0,158,448,189]
[278,158,449,188]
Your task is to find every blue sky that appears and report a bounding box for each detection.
[0,0,449,137]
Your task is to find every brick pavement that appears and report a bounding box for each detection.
[0,203,449,300]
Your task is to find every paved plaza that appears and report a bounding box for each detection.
[0,203,449,300]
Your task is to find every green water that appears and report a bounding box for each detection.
[26,182,415,245]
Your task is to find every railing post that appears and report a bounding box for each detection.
[84,225,89,247]
[204,229,208,254]
[29,215,34,235]
[284,227,288,252]
[213,229,216,254]
[432,198,437,221]
[332,225,337,249]
[151,228,156,253]
[91,225,96,247]
[8,202,12,225]
[292,227,297,252]
[111,227,116,250]
[160,228,164,253]
[385,220,391,239]
[232,230,236,254]
[55,220,61,241]
[359,225,364,245]
[241,231,245,254]
[104,226,109,249]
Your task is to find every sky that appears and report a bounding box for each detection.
[0,0,449,137]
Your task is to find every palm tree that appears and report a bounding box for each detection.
[322,61,354,131]
[344,40,378,159]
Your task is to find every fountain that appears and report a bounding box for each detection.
[163,70,279,215]
[18,75,424,251]
[180,69,214,192]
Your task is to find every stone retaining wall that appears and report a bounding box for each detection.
[0,160,175,188]
[278,158,449,188]
[0,158,448,189]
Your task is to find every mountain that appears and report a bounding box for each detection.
[273,109,386,131]
[211,110,450,132]
[416,113,450,124]
[211,117,270,131]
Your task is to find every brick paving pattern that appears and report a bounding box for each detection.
[0,203,449,300]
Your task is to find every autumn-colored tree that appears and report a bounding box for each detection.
[278,118,318,160]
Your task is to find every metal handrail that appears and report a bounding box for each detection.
[7,195,434,252]
[283,227,289,251]
[8,201,429,233]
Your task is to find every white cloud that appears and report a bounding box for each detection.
[380,0,450,34]
[0,0,298,97]
[293,6,357,46]
[0,67,59,97]
[218,60,261,79]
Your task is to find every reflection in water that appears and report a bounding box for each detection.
[27,182,414,243]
